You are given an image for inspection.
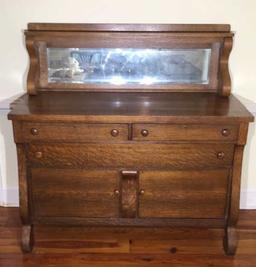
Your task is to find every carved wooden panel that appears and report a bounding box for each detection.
[119,170,139,218]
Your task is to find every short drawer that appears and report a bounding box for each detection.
[16,123,128,142]
[28,143,234,169]
[132,124,238,141]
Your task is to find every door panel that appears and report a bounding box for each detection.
[139,169,229,218]
[31,168,119,218]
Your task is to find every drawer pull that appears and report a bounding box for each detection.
[111,129,119,137]
[113,189,120,196]
[217,151,225,159]
[139,189,145,195]
[35,151,43,159]
[141,129,149,137]
[30,128,39,135]
[221,128,230,137]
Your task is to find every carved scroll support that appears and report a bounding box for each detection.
[17,144,30,224]
[119,170,139,218]
[219,37,233,96]
[224,142,245,254]
[17,143,34,252]
[25,38,39,95]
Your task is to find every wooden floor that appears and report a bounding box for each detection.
[0,208,255,267]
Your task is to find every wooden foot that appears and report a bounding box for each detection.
[21,225,34,253]
[223,226,238,255]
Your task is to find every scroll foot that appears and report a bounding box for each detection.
[223,226,238,255]
[21,224,34,253]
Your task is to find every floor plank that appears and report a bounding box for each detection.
[0,207,255,266]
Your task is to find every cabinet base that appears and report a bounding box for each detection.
[20,222,239,255]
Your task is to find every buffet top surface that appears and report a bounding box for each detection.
[8,92,253,123]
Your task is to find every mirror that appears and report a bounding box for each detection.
[47,48,211,85]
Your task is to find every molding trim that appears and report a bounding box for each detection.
[235,94,256,116]
[0,93,23,110]
[0,187,256,209]
[240,190,256,209]
[0,187,19,207]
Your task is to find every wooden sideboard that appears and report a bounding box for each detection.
[8,23,254,255]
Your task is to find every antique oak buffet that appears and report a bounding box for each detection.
[8,23,253,255]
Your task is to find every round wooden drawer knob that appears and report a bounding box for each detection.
[221,129,230,137]
[30,128,39,135]
[114,189,120,196]
[35,151,43,159]
[139,189,145,195]
[141,129,149,137]
[217,151,225,159]
[111,129,119,137]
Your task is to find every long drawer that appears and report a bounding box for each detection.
[133,124,238,141]
[16,122,128,142]
[28,143,234,169]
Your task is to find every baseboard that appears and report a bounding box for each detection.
[240,190,256,209]
[0,187,19,207]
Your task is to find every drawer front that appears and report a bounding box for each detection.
[31,168,120,218]
[139,169,229,218]
[133,124,238,141]
[18,123,128,142]
[28,143,234,169]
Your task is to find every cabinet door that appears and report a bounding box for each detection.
[139,169,229,219]
[31,169,119,218]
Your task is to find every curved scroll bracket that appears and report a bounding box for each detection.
[25,39,43,95]
[219,37,233,96]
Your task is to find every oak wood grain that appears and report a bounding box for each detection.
[219,37,233,96]
[25,39,38,95]
[16,144,30,224]
[31,169,119,218]
[27,143,234,169]
[139,169,229,218]
[133,124,238,142]
[16,122,128,142]
[34,217,226,227]
[8,92,253,123]
[27,23,232,32]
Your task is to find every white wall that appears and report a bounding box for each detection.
[0,0,256,207]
